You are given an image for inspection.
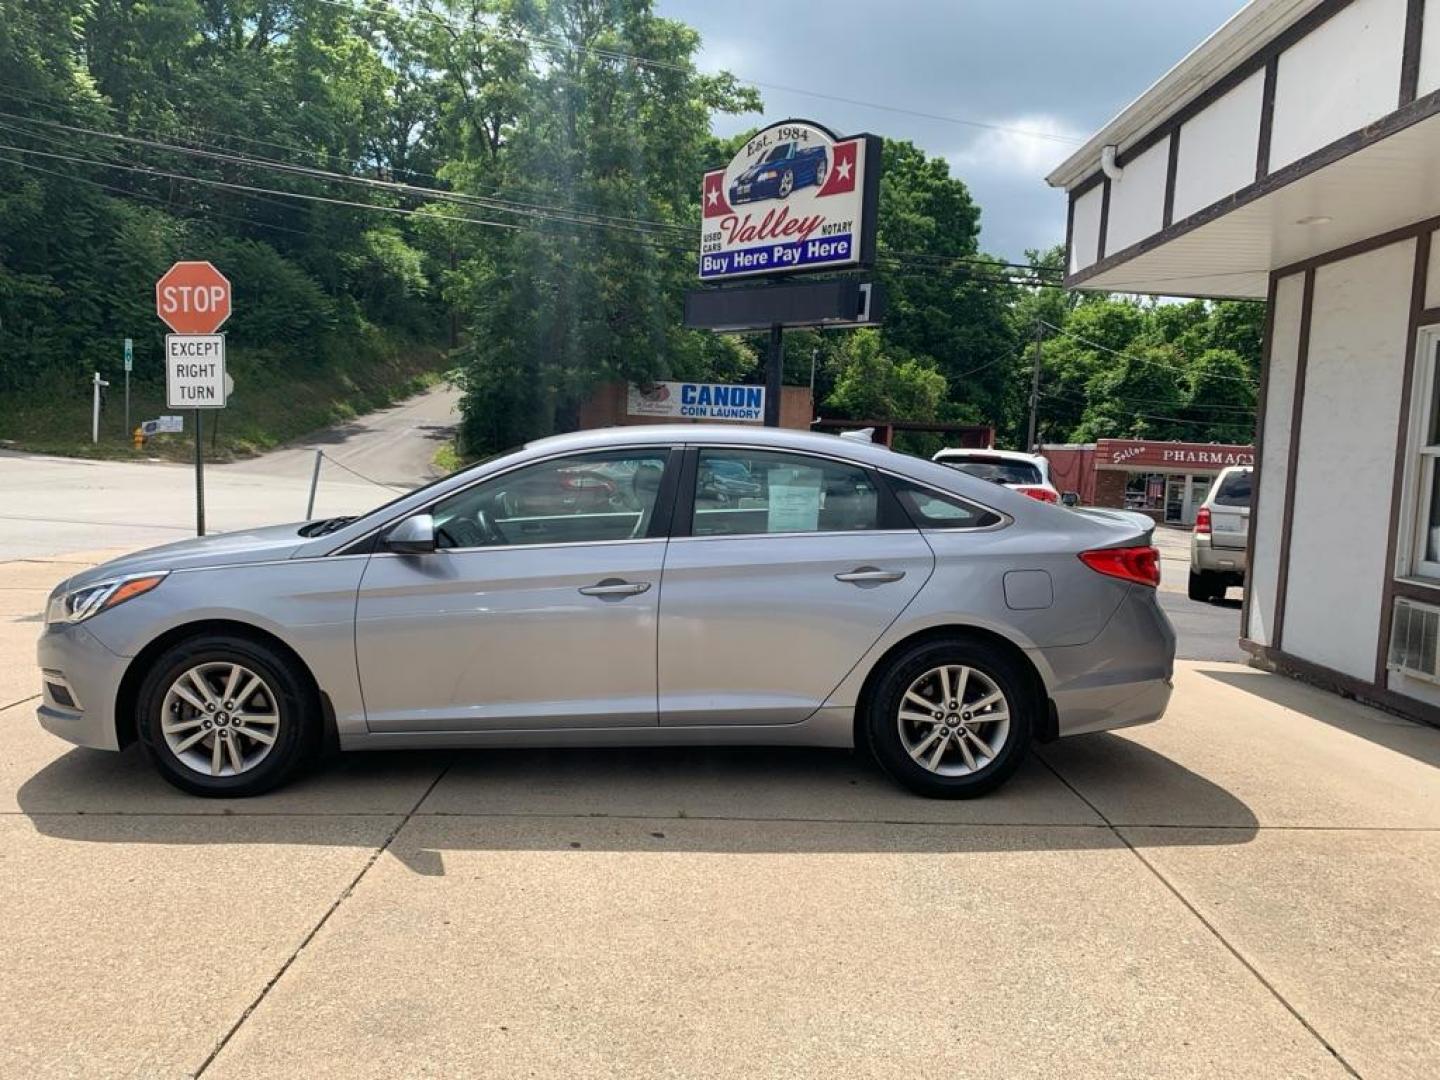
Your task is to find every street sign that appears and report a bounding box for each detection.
[165,334,227,408]
[699,120,880,282]
[155,261,231,334]
[123,338,133,372]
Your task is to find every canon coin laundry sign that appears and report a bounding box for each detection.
[699,121,879,282]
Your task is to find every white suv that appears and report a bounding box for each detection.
[931,448,1061,504]
[1189,465,1252,602]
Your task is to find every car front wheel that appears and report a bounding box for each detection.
[865,638,1034,798]
[135,633,318,797]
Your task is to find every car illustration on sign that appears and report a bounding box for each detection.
[729,141,829,205]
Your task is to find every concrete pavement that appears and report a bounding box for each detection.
[2,547,1438,1077]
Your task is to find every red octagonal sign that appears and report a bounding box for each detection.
[155,261,231,335]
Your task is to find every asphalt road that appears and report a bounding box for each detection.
[222,380,460,489]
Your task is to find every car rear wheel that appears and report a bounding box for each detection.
[864,638,1034,798]
[1188,569,1221,602]
[135,633,318,797]
[778,170,794,197]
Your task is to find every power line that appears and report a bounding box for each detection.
[311,0,1083,146]
[1037,319,1260,385]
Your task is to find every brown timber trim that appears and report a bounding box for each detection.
[1241,270,1282,641]
[1256,57,1279,181]
[1418,306,1440,325]
[1271,268,1315,652]
[1097,179,1111,261]
[1392,577,1440,603]
[1377,233,1432,681]
[1241,638,1440,730]
[1066,86,1440,291]
[1162,130,1180,229]
[1068,0,1354,190]
[1064,193,1076,275]
[1401,0,1425,106]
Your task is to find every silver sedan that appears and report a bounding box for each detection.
[36,426,1174,798]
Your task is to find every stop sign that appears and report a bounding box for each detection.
[155,261,231,334]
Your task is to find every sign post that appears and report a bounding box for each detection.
[156,261,231,535]
[689,120,882,426]
[91,371,109,444]
[123,337,133,437]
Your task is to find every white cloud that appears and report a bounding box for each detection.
[947,115,1087,179]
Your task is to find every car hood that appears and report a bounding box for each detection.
[60,522,311,591]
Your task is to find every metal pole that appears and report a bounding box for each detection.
[92,373,101,444]
[194,409,205,536]
[764,323,784,427]
[1026,320,1044,452]
[305,449,323,519]
[124,369,130,440]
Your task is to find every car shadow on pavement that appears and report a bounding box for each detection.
[17,735,1259,871]
[1198,666,1440,769]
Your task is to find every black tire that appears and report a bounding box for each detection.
[135,633,319,797]
[864,638,1034,798]
[1188,570,1215,602]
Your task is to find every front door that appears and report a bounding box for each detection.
[658,447,933,726]
[355,447,676,732]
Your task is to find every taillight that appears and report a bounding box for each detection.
[1015,486,1059,503]
[1079,546,1161,588]
[1194,506,1211,535]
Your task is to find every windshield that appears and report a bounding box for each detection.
[940,458,1043,486]
[1213,469,1253,507]
[762,143,792,163]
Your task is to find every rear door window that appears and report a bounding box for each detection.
[691,449,881,536]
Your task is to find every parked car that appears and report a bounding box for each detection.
[932,448,1061,504]
[729,141,828,204]
[1189,465,1252,601]
[37,427,1173,800]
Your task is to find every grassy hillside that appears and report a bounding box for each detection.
[0,334,449,463]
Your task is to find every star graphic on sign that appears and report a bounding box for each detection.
[707,187,719,206]
[836,158,852,181]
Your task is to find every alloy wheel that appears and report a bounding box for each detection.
[160,661,282,777]
[895,664,1011,776]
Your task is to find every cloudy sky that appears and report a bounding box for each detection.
[657,0,1249,261]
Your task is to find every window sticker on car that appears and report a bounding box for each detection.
[767,465,823,532]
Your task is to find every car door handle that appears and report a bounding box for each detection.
[834,567,906,584]
[578,579,652,597]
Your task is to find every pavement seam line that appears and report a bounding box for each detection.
[1,692,39,712]
[1035,751,1363,1080]
[191,756,455,1078]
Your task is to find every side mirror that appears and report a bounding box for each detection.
[1061,491,1080,507]
[386,513,436,554]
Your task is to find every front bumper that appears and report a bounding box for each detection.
[1041,585,1176,737]
[35,623,130,751]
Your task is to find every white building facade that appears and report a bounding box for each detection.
[1049,0,1440,722]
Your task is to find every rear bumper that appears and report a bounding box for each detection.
[1191,535,1247,576]
[1039,586,1176,737]
[35,623,128,751]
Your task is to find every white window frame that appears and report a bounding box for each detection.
[1400,329,1440,580]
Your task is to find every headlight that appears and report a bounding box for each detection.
[47,572,168,625]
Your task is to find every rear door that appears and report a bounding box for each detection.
[657,446,933,726]
[1208,467,1252,550]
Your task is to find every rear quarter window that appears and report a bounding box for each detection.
[890,479,1001,530]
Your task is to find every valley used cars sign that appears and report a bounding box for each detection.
[699,120,879,282]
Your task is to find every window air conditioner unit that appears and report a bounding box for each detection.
[1389,598,1440,683]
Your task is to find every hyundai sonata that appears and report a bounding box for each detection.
[37,426,1174,798]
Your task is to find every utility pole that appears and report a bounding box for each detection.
[763,323,784,427]
[1026,319,1044,452]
